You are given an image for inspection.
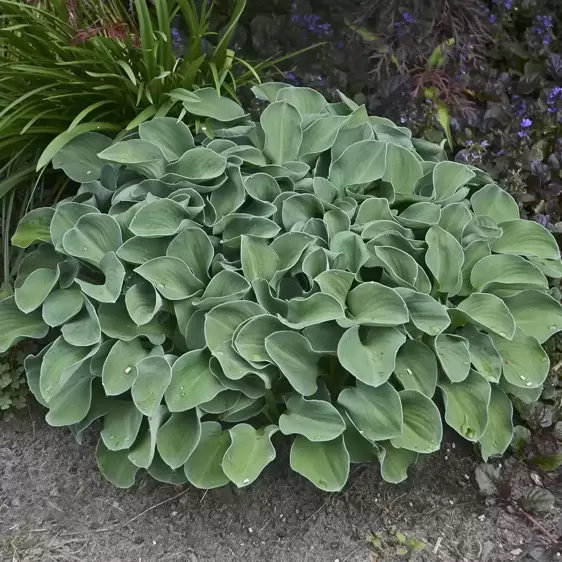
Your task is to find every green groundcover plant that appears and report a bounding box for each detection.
[2,84,562,491]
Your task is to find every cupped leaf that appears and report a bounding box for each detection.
[265,331,324,396]
[434,334,471,382]
[165,349,224,411]
[233,315,286,365]
[394,287,450,335]
[432,161,475,202]
[425,225,464,295]
[183,421,231,489]
[338,382,403,441]
[102,338,149,396]
[345,282,408,326]
[490,327,549,389]
[439,370,491,441]
[168,147,227,181]
[470,184,519,224]
[125,282,163,326]
[131,356,172,417]
[157,409,201,469]
[50,202,100,251]
[338,326,405,387]
[128,199,190,237]
[458,324,503,383]
[42,288,84,327]
[394,340,438,397]
[61,297,100,346]
[98,139,166,178]
[377,442,418,484]
[490,219,559,259]
[76,252,125,303]
[328,140,387,188]
[262,101,303,164]
[135,256,204,300]
[290,435,350,492]
[479,386,513,461]
[279,395,346,441]
[97,440,139,489]
[281,292,344,329]
[167,228,213,283]
[391,390,442,453]
[100,399,143,451]
[222,424,278,487]
[139,117,194,161]
[455,292,516,339]
[502,290,562,344]
[15,267,59,313]
[128,406,167,469]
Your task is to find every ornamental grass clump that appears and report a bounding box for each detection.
[3,84,562,491]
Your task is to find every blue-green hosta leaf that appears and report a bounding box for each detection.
[176,87,247,122]
[185,309,206,350]
[302,322,346,354]
[355,198,396,224]
[12,208,55,248]
[117,236,172,265]
[147,454,188,484]
[432,161,475,202]
[69,382,113,443]
[439,370,491,441]
[264,331,324,396]
[383,144,423,195]
[280,293,344,329]
[425,225,464,295]
[165,349,224,411]
[315,270,355,307]
[167,147,227,181]
[394,340,438,397]
[128,199,192,237]
[62,214,122,266]
[502,290,562,344]
[128,406,167,469]
[61,297,100,346]
[338,326,405,387]
[339,408,376,463]
[270,231,316,284]
[328,140,387,189]
[490,219,559,260]
[100,399,143,451]
[42,288,84,327]
[24,345,50,407]
[438,202,472,241]
[131,355,172,417]
[76,252,125,303]
[156,409,201,469]
[139,117,194,161]
[458,324,502,383]
[39,337,97,402]
[200,390,242,414]
[102,338,149,396]
[15,267,59,313]
[261,101,303,164]
[470,183,519,224]
[52,132,113,183]
[479,386,513,461]
[499,377,542,404]
[166,228,213,283]
[490,327,549,388]
[135,257,204,300]
[97,439,139,489]
[324,208,351,241]
[99,300,168,345]
[470,254,548,292]
[455,292,516,339]
[220,215,281,245]
[338,382,403,441]
[282,193,324,231]
[280,395,346,441]
[194,270,250,311]
[204,301,265,352]
[45,363,94,427]
[361,220,415,241]
[98,139,166,178]
[233,315,286,365]
[299,116,347,163]
[183,421,231,489]
[377,442,418,484]
[528,256,562,277]
[50,202,100,251]
[391,390,442,453]
[290,435,349,492]
[462,215,502,246]
[125,281,163,326]
[222,424,278,487]
[244,173,281,203]
[220,395,266,422]
[394,287,451,335]
[373,245,419,289]
[396,202,441,228]
[344,282,408,327]
[434,334,471,382]
[276,86,328,113]
[458,241,491,296]
[329,231,370,273]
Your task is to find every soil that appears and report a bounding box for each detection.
[1,406,561,562]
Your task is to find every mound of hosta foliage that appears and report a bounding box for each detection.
[3,85,562,491]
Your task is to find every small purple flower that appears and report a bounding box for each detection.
[400,117,407,124]
[489,14,497,24]
[496,149,505,155]
[518,130,528,138]
[336,41,344,49]
[535,214,549,227]
[521,118,533,128]
[403,12,416,23]
[466,140,473,146]
[481,140,490,148]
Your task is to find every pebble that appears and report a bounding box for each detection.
[478,514,486,521]
[510,549,522,556]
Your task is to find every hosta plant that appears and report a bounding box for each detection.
[3,84,562,491]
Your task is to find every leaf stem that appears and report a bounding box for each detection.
[264,389,280,422]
